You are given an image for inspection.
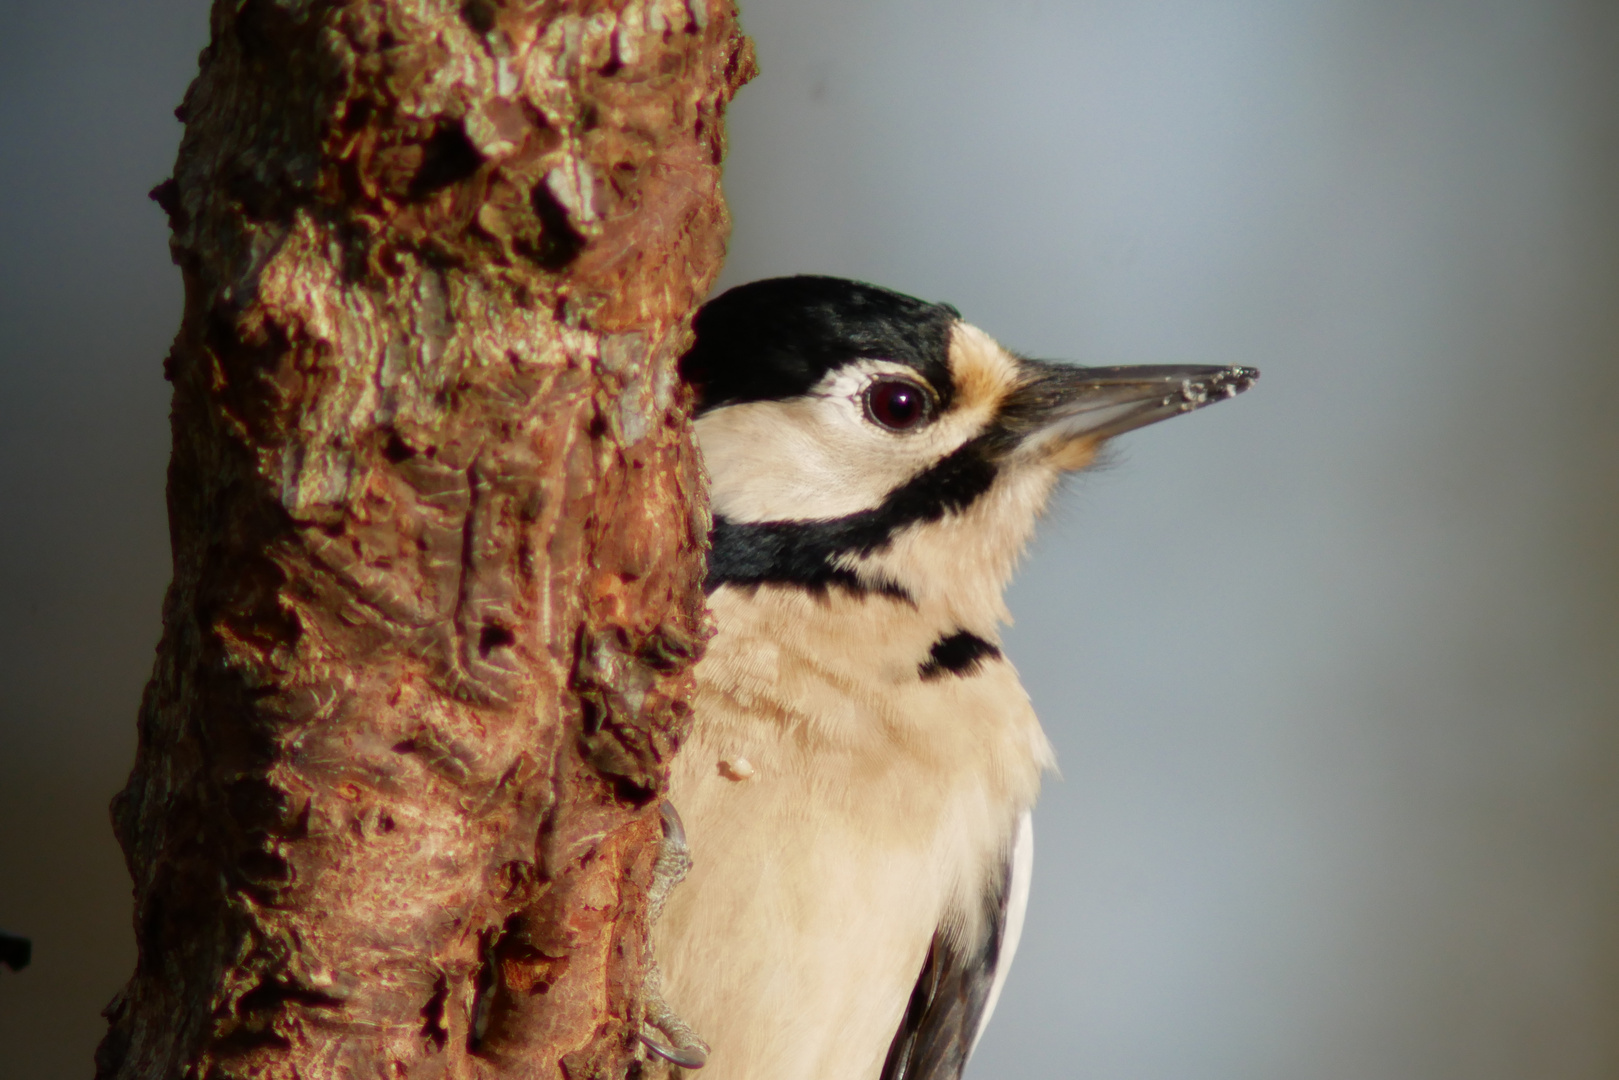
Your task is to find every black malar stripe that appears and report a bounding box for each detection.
[705,436,1004,596]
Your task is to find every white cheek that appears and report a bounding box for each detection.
[697,368,989,524]
[698,396,908,521]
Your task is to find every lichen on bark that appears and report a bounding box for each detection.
[98,2,754,1078]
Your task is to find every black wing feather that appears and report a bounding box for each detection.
[879,857,1011,1080]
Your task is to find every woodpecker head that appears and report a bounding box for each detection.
[682,276,1256,625]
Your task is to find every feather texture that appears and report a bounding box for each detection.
[880,812,1031,1080]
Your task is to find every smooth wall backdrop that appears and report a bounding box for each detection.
[2,2,1616,1078]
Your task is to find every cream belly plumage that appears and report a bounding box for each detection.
[639,276,1256,1079]
[658,584,1047,1080]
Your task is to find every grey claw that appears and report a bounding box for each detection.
[641,1029,708,1069]
[643,800,708,1069]
[660,799,687,848]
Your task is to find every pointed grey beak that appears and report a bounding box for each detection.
[1001,363,1259,453]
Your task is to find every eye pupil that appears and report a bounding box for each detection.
[866,379,928,431]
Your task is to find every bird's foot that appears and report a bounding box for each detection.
[641,968,710,1069]
[640,801,709,1070]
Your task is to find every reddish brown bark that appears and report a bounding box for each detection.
[98,3,753,1079]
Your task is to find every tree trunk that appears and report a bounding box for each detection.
[97,3,753,1079]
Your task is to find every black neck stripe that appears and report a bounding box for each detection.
[706,525,915,601]
[919,630,1002,680]
[706,435,1002,596]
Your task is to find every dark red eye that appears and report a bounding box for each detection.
[863,378,930,431]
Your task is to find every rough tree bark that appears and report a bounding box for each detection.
[98,3,753,1079]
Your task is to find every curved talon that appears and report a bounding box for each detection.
[659,800,687,847]
[643,800,709,1069]
[641,1027,709,1069]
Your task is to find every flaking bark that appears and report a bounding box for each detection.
[97,3,754,1078]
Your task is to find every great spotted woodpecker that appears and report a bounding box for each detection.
[641,276,1256,1080]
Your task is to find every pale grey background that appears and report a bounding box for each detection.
[3,1,1617,1078]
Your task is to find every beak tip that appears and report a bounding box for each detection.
[1214,365,1260,395]
[1170,366,1259,413]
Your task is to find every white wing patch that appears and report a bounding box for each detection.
[971,809,1033,1056]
